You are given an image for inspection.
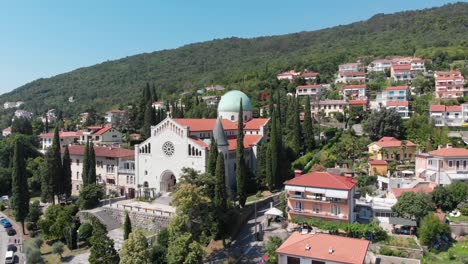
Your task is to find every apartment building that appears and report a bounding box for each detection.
[391,64,412,81]
[434,70,466,99]
[335,72,366,84]
[39,131,80,152]
[429,104,465,127]
[338,62,364,72]
[284,171,357,223]
[341,84,367,99]
[310,100,348,118]
[416,147,468,185]
[78,125,122,145]
[66,145,136,197]
[296,84,323,100]
[368,137,417,161]
[300,71,319,82]
[367,59,393,73]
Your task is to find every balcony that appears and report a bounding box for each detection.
[289,208,349,220]
[287,193,347,204]
[118,168,135,174]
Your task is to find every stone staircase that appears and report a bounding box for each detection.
[80,208,122,231]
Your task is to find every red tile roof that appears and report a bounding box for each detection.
[429,105,446,112]
[386,86,408,91]
[429,148,468,157]
[173,118,268,132]
[368,160,388,165]
[63,145,134,158]
[276,232,369,264]
[94,126,113,135]
[106,109,126,113]
[373,137,416,148]
[284,171,357,190]
[296,84,322,89]
[189,136,209,148]
[386,101,409,107]
[392,64,411,71]
[244,118,269,130]
[348,99,368,106]
[342,84,367,89]
[39,131,80,138]
[227,135,262,151]
[3,127,11,132]
[446,105,461,112]
[392,187,434,199]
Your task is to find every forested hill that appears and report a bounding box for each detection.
[1,2,467,116]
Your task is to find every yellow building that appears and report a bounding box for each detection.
[368,160,388,176]
[368,137,417,161]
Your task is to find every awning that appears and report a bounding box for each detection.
[305,187,326,194]
[265,207,283,217]
[285,185,305,192]
[325,190,348,199]
[401,170,414,174]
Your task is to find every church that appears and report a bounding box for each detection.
[135,90,269,196]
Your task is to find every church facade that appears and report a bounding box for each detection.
[135,90,269,196]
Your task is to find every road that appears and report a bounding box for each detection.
[0,212,24,264]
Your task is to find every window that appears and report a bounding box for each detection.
[331,204,341,215]
[76,172,79,179]
[76,185,79,191]
[449,160,453,168]
[294,201,303,211]
[95,136,100,140]
[231,115,234,121]
[76,159,80,165]
[456,160,460,169]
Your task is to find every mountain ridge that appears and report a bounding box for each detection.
[1,2,467,117]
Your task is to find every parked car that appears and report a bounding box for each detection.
[7,244,16,252]
[5,227,15,236]
[0,195,9,202]
[1,222,12,228]
[4,250,14,264]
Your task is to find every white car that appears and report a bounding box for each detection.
[5,250,14,264]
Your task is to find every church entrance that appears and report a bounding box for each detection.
[160,170,176,192]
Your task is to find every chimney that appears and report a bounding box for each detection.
[329,247,334,254]
[438,145,443,150]
[294,170,302,178]
[446,143,453,148]
[305,244,311,251]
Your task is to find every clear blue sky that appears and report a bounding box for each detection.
[0,0,462,94]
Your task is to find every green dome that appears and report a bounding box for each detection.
[217,90,253,112]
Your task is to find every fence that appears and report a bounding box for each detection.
[105,202,174,217]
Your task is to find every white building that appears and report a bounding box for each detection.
[338,62,364,72]
[277,70,300,81]
[335,71,366,84]
[105,109,127,125]
[152,101,165,111]
[435,70,466,99]
[391,64,412,82]
[430,105,464,127]
[311,100,348,118]
[416,147,468,185]
[2,127,11,137]
[341,84,367,99]
[295,84,323,100]
[204,85,225,92]
[386,86,408,101]
[201,95,219,106]
[367,59,393,73]
[14,110,33,119]
[386,101,410,119]
[3,101,24,109]
[300,71,319,82]
[39,131,80,152]
[135,90,269,196]
[78,125,122,145]
[65,145,136,197]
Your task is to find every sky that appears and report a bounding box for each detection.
[0,0,462,94]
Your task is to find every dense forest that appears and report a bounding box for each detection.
[1,2,467,117]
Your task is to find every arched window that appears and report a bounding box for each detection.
[188,144,192,156]
[192,146,195,156]
[143,181,149,188]
[231,115,235,120]
[148,143,151,153]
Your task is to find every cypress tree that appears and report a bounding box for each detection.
[268,88,274,118]
[141,102,153,139]
[269,109,280,190]
[82,140,90,186]
[151,107,157,126]
[44,116,49,133]
[291,96,302,156]
[255,143,266,187]
[265,144,273,190]
[123,212,132,240]
[151,83,158,102]
[88,142,96,185]
[63,145,72,199]
[214,153,227,209]
[207,137,218,177]
[303,96,315,152]
[236,100,247,207]
[11,140,30,235]
[52,126,64,198]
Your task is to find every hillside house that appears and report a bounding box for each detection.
[335,71,366,84]
[416,147,468,185]
[296,84,322,100]
[368,137,417,161]
[434,70,466,99]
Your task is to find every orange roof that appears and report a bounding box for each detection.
[3,127,11,132]
[374,137,416,148]
[386,86,408,91]
[342,84,367,89]
[173,118,268,132]
[386,101,408,107]
[368,160,388,165]
[338,71,365,76]
[276,232,369,264]
[446,105,461,112]
[94,126,113,135]
[39,131,80,138]
[106,109,126,113]
[63,145,134,158]
[348,99,368,106]
[392,64,411,71]
[301,72,319,77]
[284,171,357,190]
[189,136,209,148]
[392,187,434,198]
[227,135,262,151]
[430,105,446,112]
[429,148,468,157]
[296,84,322,89]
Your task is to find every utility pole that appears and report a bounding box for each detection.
[254,200,258,241]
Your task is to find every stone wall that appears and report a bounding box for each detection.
[450,223,468,237]
[102,207,172,231]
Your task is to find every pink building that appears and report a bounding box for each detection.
[284,172,358,223]
[416,147,468,185]
[434,70,466,99]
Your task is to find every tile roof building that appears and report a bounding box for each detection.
[434,70,466,99]
[368,137,417,161]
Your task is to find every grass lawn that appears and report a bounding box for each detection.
[41,242,88,264]
[422,238,468,264]
[246,191,273,203]
[380,235,420,249]
[30,196,41,203]
[447,214,468,223]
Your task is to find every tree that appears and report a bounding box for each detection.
[124,211,132,240]
[290,96,302,156]
[141,102,153,139]
[62,145,72,199]
[27,156,47,195]
[236,100,247,207]
[78,184,104,210]
[166,232,204,264]
[365,108,404,141]
[207,137,218,177]
[303,96,315,152]
[27,200,42,224]
[88,142,96,185]
[255,143,266,187]
[418,214,451,249]
[82,140,90,186]
[120,229,151,264]
[214,153,227,210]
[267,109,280,190]
[25,243,44,264]
[432,185,455,211]
[11,139,30,235]
[79,222,94,243]
[392,192,435,222]
[89,220,120,264]
[11,117,33,135]
[265,236,282,264]
[52,125,64,198]
[52,241,65,258]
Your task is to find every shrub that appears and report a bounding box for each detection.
[460,207,468,216]
[52,241,65,257]
[30,236,44,248]
[26,222,37,231]
[25,245,44,264]
[379,246,408,257]
[0,203,5,211]
[265,236,282,264]
[78,222,94,242]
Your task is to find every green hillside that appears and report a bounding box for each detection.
[1,2,467,117]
